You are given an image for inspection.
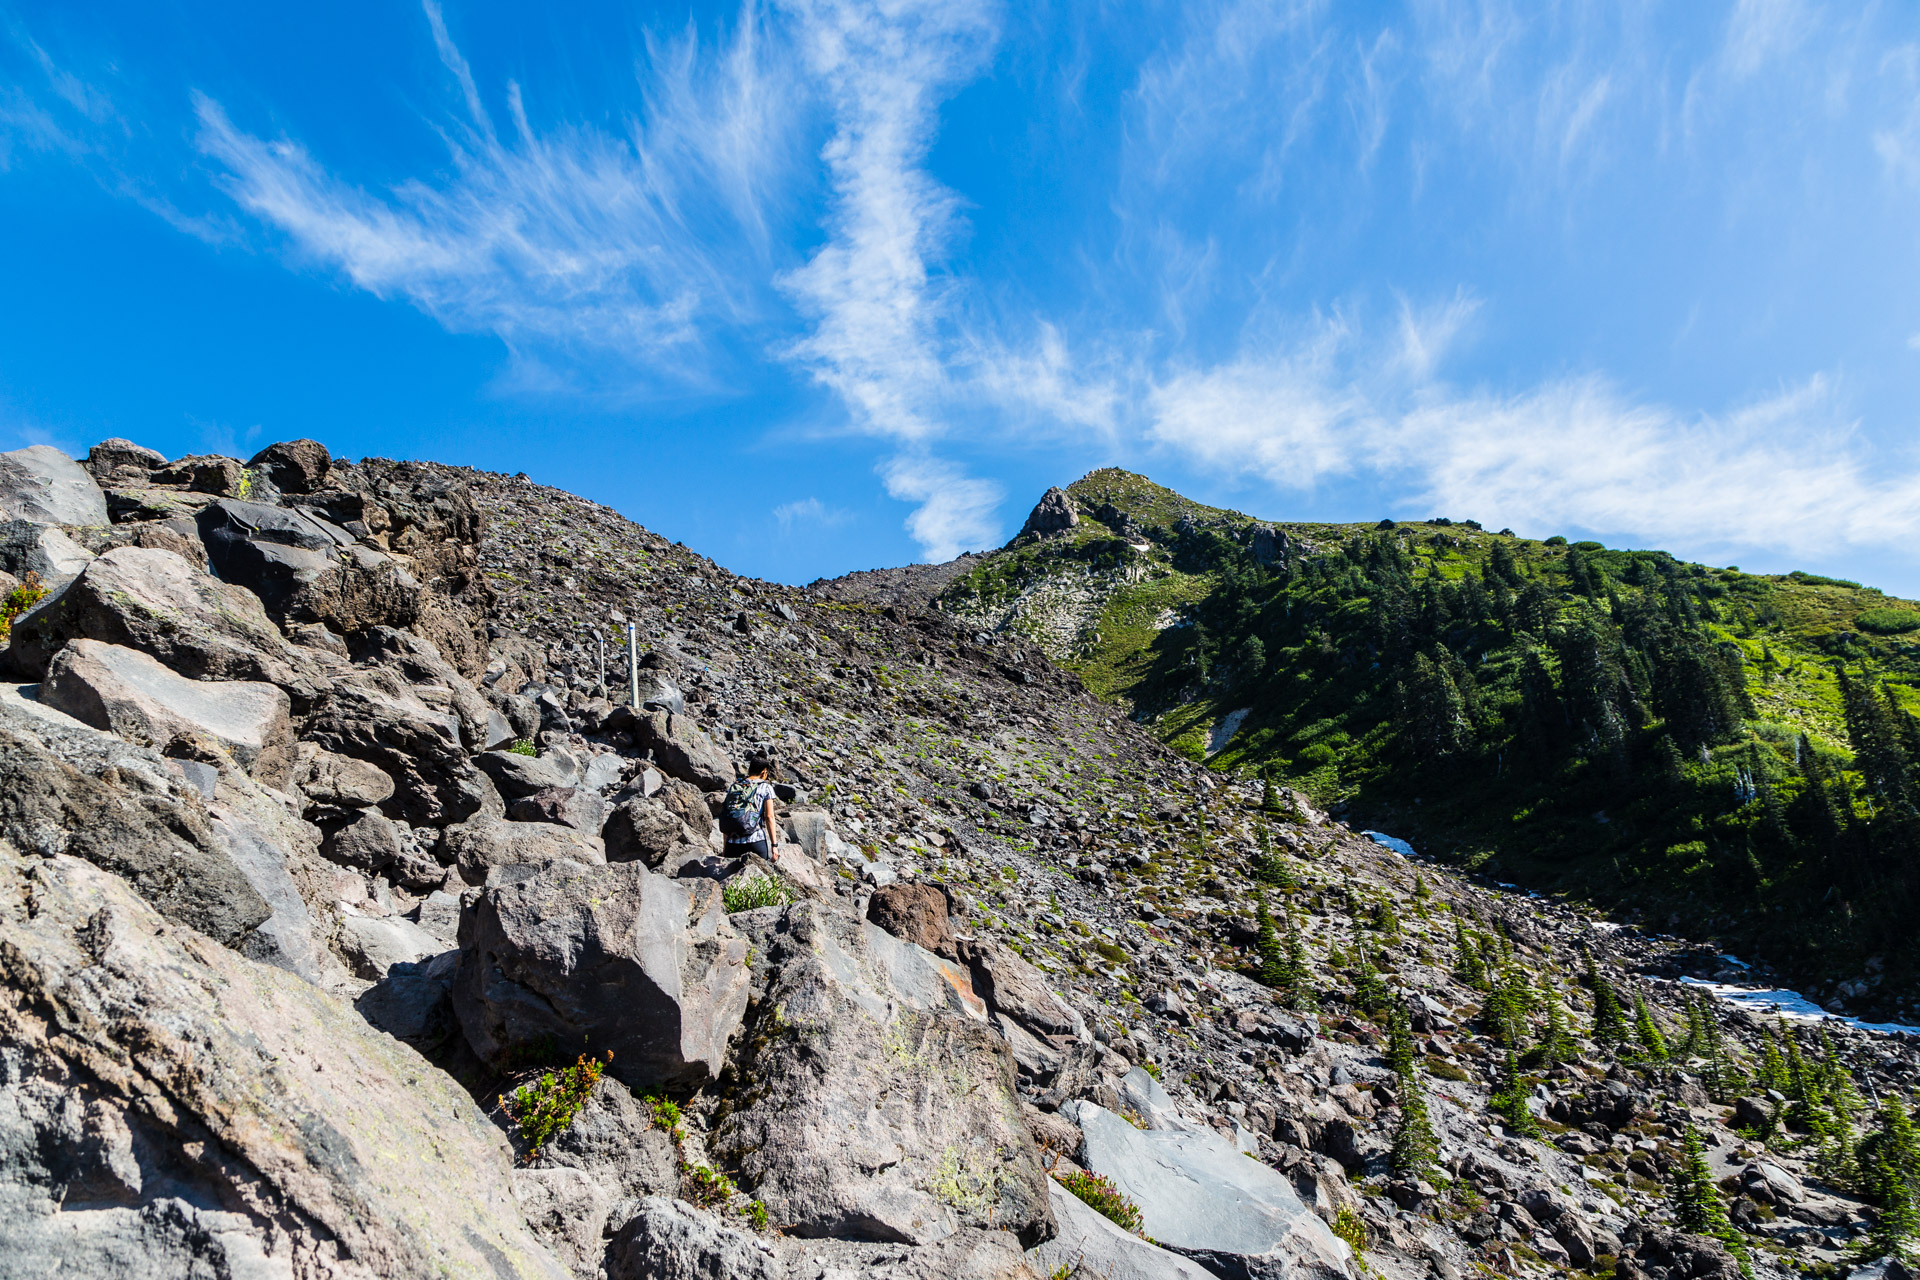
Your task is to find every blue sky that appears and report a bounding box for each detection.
[4,1,1920,593]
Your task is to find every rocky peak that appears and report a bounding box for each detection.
[1019,486,1078,538]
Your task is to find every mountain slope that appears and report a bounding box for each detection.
[5,437,1920,1280]
[931,469,1920,1017]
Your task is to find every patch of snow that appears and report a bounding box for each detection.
[1680,976,1920,1039]
[1209,708,1250,755]
[1362,831,1416,857]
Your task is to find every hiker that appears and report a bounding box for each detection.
[719,754,778,859]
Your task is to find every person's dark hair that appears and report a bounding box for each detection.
[746,754,774,778]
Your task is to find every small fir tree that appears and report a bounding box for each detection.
[1585,951,1630,1048]
[1391,1080,1440,1179]
[1453,920,1486,989]
[1860,1098,1920,1261]
[1633,993,1669,1061]
[1489,1050,1540,1137]
[1541,996,1579,1067]
[1667,1126,1736,1246]
[1384,1000,1417,1079]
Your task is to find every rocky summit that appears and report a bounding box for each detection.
[0,437,1916,1280]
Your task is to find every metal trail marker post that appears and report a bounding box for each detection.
[627,621,640,708]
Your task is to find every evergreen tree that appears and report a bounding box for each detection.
[1633,993,1670,1061]
[1384,1000,1417,1079]
[1484,964,1533,1048]
[1585,951,1630,1048]
[1541,995,1579,1067]
[1693,994,1743,1103]
[1489,1050,1540,1137]
[1861,1098,1920,1261]
[1667,1125,1737,1245]
[1399,652,1471,757]
[1453,920,1486,989]
[1391,1081,1440,1180]
[1755,1029,1790,1096]
[1840,667,1914,813]
[1254,902,1289,988]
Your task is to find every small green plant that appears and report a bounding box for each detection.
[0,571,48,640]
[508,737,537,756]
[745,1199,769,1231]
[1055,1169,1143,1234]
[1331,1204,1369,1255]
[684,1162,738,1206]
[722,874,791,913]
[500,1052,608,1160]
[643,1092,686,1143]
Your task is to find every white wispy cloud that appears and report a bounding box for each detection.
[193,1,801,388]
[772,496,853,532]
[879,454,1002,562]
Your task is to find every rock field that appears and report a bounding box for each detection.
[0,437,1915,1280]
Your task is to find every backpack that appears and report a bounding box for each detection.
[719,779,764,841]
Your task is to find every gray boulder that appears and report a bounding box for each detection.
[444,816,605,886]
[603,794,701,868]
[0,843,567,1280]
[0,443,107,525]
[0,694,269,949]
[520,1076,681,1200]
[1064,1101,1353,1278]
[866,881,958,957]
[634,708,733,790]
[476,748,578,799]
[607,1197,784,1280]
[712,902,1050,1247]
[303,668,495,826]
[960,937,1086,1042]
[1028,1178,1215,1280]
[517,1167,618,1280]
[204,775,343,985]
[84,437,167,485]
[453,859,748,1090]
[509,785,606,833]
[355,949,461,1050]
[1,546,315,688]
[338,911,445,980]
[247,438,331,494]
[0,518,94,584]
[42,639,295,787]
[297,745,397,808]
[322,807,405,871]
[656,775,716,835]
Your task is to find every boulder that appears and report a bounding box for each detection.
[656,775,716,835]
[303,669,495,825]
[338,911,445,980]
[633,708,733,790]
[102,486,218,524]
[607,1197,785,1280]
[603,795,700,868]
[83,437,167,485]
[297,745,397,808]
[476,748,578,799]
[712,902,1050,1247]
[866,881,958,958]
[247,438,332,494]
[509,785,607,833]
[1028,1177,1215,1280]
[0,844,567,1280]
[0,695,269,949]
[205,774,343,986]
[0,444,107,525]
[355,949,460,1050]
[354,625,497,750]
[42,639,295,787]
[195,497,355,615]
[1,546,315,689]
[444,816,605,887]
[1064,1101,1353,1278]
[515,1166,615,1279]
[453,859,748,1090]
[152,453,250,496]
[960,937,1086,1042]
[322,807,404,871]
[0,519,94,584]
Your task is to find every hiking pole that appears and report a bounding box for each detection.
[627,621,640,708]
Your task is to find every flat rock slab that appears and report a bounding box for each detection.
[1066,1101,1354,1279]
[0,519,94,584]
[1027,1178,1216,1280]
[42,638,294,787]
[0,845,566,1280]
[0,444,107,525]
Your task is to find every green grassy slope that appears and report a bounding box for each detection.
[939,468,1920,1016]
